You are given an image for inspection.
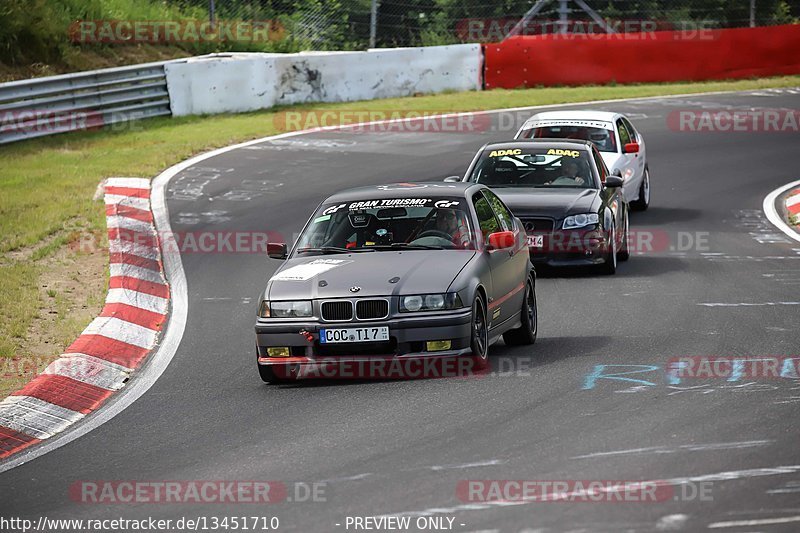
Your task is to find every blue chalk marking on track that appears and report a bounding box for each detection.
[582,364,660,390]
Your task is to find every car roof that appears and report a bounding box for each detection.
[525,110,620,123]
[522,110,622,128]
[480,139,594,152]
[323,182,483,203]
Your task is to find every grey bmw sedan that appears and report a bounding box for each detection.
[255,182,537,383]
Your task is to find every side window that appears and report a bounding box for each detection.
[483,190,514,231]
[591,147,607,182]
[622,117,638,141]
[472,193,501,242]
[616,119,631,147]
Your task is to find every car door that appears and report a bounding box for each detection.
[593,146,624,242]
[477,190,526,328]
[615,118,639,203]
[622,116,646,198]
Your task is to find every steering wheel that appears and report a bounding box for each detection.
[416,229,453,241]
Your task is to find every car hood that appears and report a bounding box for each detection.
[493,188,600,218]
[266,250,476,300]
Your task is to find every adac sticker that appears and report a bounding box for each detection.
[547,148,581,158]
[488,149,522,158]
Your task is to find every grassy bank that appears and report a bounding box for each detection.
[1,75,799,392]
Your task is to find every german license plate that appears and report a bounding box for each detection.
[320,326,390,344]
[527,235,544,248]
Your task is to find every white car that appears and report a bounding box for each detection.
[515,110,650,210]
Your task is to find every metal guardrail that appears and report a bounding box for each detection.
[0,61,173,145]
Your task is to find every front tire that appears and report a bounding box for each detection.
[598,222,617,275]
[631,167,650,211]
[617,208,630,262]
[470,295,489,369]
[503,277,537,346]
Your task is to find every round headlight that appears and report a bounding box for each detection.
[575,214,588,226]
[425,294,445,309]
[403,295,423,312]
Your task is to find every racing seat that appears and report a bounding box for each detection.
[482,160,518,186]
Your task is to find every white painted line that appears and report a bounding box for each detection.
[109,263,166,284]
[763,178,800,243]
[0,396,84,440]
[83,316,159,348]
[708,515,800,528]
[104,194,150,211]
[105,288,168,315]
[381,465,800,518]
[572,440,771,459]
[698,302,800,307]
[787,193,800,208]
[44,354,131,391]
[106,177,151,189]
[428,459,505,471]
[656,514,688,531]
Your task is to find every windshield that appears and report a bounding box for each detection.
[519,124,618,153]
[468,147,597,189]
[295,197,475,255]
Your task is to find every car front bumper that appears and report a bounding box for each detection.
[255,308,473,365]
[528,228,611,267]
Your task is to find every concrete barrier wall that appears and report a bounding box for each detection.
[166,45,482,117]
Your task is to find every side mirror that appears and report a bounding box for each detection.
[604,176,624,188]
[622,142,640,154]
[443,175,462,182]
[267,242,288,259]
[487,231,515,250]
[612,169,622,177]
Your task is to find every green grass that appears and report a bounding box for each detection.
[1,75,799,360]
[0,263,40,357]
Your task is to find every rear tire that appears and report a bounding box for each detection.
[470,295,489,369]
[503,277,537,346]
[630,167,650,211]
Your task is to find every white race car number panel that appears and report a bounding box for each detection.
[320,326,390,344]
[527,235,544,248]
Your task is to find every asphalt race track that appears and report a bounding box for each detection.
[4,89,800,532]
